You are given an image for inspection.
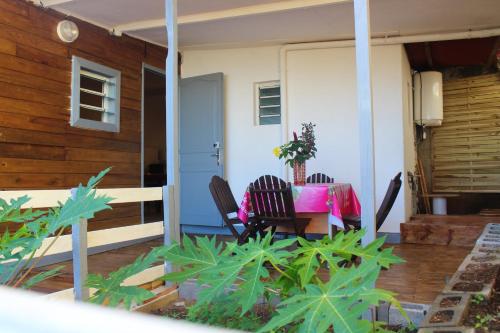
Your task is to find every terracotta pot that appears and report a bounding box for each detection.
[293,162,306,186]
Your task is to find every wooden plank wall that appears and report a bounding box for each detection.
[0,0,167,230]
[432,73,500,193]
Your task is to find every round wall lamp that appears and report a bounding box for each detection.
[56,20,79,43]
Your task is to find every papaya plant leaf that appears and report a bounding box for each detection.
[348,235,405,268]
[21,265,65,290]
[87,246,169,309]
[163,232,295,315]
[163,235,222,282]
[201,234,295,314]
[0,196,45,224]
[290,231,403,288]
[107,286,154,309]
[292,237,343,287]
[39,167,113,235]
[161,230,406,331]
[259,256,403,333]
[224,235,295,314]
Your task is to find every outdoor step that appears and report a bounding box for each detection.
[401,221,484,247]
[410,215,500,226]
[401,216,500,247]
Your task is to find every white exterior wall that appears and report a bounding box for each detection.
[182,43,414,233]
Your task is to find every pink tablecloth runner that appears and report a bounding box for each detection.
[237,183,361,229]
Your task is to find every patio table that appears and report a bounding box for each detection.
[237,183,361,236]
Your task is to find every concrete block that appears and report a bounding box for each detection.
[457,253,500,271]
[471,243,500,255]
[457,254,500,272]
[443,269,496,299]
[378,302,429,328]
[420,294,470,328]
[419,293,471,327]
[485,223,500,232]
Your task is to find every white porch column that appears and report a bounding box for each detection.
[353,0,377,245]
[164,0,180,250]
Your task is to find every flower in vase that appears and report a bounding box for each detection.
[274,122,317,167]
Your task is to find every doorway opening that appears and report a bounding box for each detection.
[142,65,166,223]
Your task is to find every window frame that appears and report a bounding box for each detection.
[255,80,281,126]
[70,56,121,132]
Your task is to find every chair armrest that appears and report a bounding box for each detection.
[343,215,361,223]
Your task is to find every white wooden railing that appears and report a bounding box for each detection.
[0,185,175,302]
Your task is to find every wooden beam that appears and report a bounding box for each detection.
[485,36,500,71]
[6,221,163,262]
[0,187,163,209]
[113,0,351,34]
[353,0,377,245]
[133,286,178,313]
[425,42,434,69]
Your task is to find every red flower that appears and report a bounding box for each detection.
[293,131,298,141]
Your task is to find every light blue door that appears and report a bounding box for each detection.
[180,73,224,227]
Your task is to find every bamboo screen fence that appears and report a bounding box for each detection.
[432,73,500,193]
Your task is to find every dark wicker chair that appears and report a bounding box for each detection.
[306,173,334,184]
[249,175,310,238]
[209,175,267,244]
[343,172,402,231]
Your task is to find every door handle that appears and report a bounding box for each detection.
[211,148,220,166]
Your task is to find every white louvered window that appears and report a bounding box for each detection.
[71,56,121,132]
[256,81,281,125]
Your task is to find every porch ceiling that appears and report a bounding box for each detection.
[405,37,500,72]
[40,0,500,49]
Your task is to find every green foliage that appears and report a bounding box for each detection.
[163,230,406,332]
[87,246,170,309]
[21,266,64,289]
[162,236,222,283]
[282,231,403,290]
[186,295,265,331]
[165,233,295,314]
[0,169,112,288]
[260,257,402,333]
[471,294,485,305]
[276,122,317,167]
[474,314,493,329]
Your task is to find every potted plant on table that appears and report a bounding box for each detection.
[274,122,317,185]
